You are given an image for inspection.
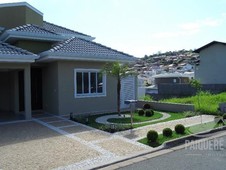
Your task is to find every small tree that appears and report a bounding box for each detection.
[190,79,202,122]
[190,79,202,110]
[102,62,136,115]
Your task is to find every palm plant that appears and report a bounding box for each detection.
[102,62,135,115]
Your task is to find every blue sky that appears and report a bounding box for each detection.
[2,0,226,57]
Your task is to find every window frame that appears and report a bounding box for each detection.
[74,69,106,98]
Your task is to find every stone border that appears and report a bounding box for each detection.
[137,100,195,113]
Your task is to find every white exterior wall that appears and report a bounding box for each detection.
[195,43,226,84]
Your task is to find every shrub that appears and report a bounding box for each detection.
[138,109,145,116]
[145,109,154,117]
[143,103,151,110]
[175,124,185,134]
[140,95,153,101]
[223,114,226,120]
[147,130,158,142]
[163,128,173,137]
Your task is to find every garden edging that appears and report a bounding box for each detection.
[137,100,195,113]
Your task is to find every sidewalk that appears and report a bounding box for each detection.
[115,115,215,141]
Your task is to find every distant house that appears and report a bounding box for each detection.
[0,2,136,120]
[152,73,190,86]
[194,41,226,84]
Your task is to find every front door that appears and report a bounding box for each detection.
[31,68,43,110]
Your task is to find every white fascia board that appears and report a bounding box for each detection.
[1,31,66,42]
[37,55,134,63]
[0,58,35,63]
[0,54,39,61]
[0,2,43,16]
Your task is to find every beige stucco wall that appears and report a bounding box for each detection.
[56,61,117,115]
[42,62,59,114]
[15,40,52,54]
[195,43,226,84]
[0,6,43,29]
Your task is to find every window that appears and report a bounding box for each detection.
[74,69,106,98]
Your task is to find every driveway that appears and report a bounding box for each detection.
[0,114,149,170]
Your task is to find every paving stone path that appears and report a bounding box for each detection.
[115,115,216,141]
[31,113,151,170]
[95,112,171,125]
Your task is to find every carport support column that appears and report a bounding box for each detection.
[24,66,32,120]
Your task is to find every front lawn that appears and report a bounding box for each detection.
[107,111,163,124]
[139,121,225,147]
[139,130,190,147]
[161,91,226,114]
[72,111,188,132]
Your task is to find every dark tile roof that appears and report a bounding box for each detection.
[47,37,134,59]
[43,21,92,38]
[0,41,36,56]
[9,24,58,35]
[194,41,226,53]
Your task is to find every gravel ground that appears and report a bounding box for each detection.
[75,130,111,142]
[97,138,145,156]
[49,120,75,127]
[61,125,91,134]
[0,121,100,170]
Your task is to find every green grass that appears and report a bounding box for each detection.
[107,111,163,124]
[139,130,189,147]
[74,111,187,131]
[139,121,225,147]
[161,91,226,115]
[132,112,186,128]
[187,121,223,134]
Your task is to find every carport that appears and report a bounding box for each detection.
[0,42,38,121]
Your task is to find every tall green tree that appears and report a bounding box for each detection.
[102,62,135,115]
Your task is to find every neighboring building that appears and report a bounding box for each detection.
[194,41,226,84]
[152,73,190,86]
[0,2,136,120]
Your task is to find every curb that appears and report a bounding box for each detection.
[94,127,226,170]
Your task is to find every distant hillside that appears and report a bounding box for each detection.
[133,49,199,74]
[142,49,196,63]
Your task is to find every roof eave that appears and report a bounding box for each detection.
[194,41,226,53]
[38,52,136,63]
[0,55,38,63]
[0,30,66,43]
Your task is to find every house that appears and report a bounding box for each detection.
[0,2,136,120]
[152,72,190,86]
[194,41,226,84]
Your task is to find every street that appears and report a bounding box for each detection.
[119,134,226,170]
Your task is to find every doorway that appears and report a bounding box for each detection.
[31,68,43,110]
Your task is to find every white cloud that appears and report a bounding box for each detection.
[153,17,224,39]
[180,18,222,31]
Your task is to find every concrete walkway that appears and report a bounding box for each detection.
[115,115,215,141]
[0,113,216,170]
[95,112,171,125]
